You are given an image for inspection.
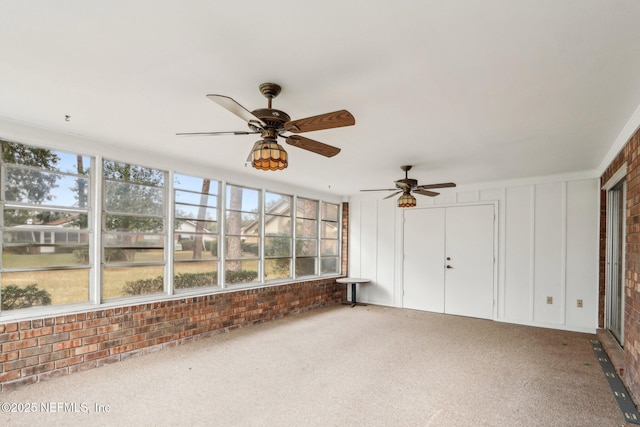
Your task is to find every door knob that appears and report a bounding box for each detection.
[446,265,453,269]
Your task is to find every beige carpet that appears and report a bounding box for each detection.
[1,305,632,426]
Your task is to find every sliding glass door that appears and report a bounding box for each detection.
[606,180,625,345]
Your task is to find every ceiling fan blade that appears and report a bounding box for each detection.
[285,135,341,157]
[360,188,398,192]
[285,110,355,133]
[383,191,402,200]
[176,131,261,136]
[414,189,440,197]
[395,181,411,191]
[207,94,266,127]
[416,182,457,190]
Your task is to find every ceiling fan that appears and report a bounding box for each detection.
[177,83,355,171]
[360,165,456,207]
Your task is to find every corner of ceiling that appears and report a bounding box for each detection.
[597,102,640,177]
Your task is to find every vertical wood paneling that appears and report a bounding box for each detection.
[362,198,395,303]
[534,183,563,324]
[348,177,600,332]
[504,186,534,321]
[566,180,599,328]
[456,190,480,203]
[360,200,378,284]
[348,201,362,278]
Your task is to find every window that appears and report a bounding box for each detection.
[1,141,91,310]
[174,173,219,290]
[295,198,318,277]
[321,202,340,274]
[0,140,342,315]
[225,184,260,285]
[102,160,166,299]
[264,192,292,281]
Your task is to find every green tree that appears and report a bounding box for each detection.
[193,179,210,260]
[103,161,164,262]
[2,141,62,226]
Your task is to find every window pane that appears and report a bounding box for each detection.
[226,185,259,212]
[105,215,163,232]
[2,142,90,175]
[174,261,218,290]
[225,212,259,234]
[104,181,164,216]
[296,219,317,238]
[103,161,164,186]
[321,240,338,256]
[174,174,219,290]
[1,142,93,312]
[175,204,217,221]
[295,258,316,276]
[265,258,291,281]
[3,244,89,268]
[297,198,318,219]
[225,262,259,284]
[103,233,164,248]
[321,257,339,274]
[104,265,164,299]
[5,168,89,208]
[296,239,317,256]
[265,192,291,215]
[321,222,338,239]
[322,202,339,221]
[103,248,164,264]
[174,174,218,195]
[225,236,259,258]
[265,215,291,236]
[3,209,89,229]
[175,190,218,206]
[1,270,89,309]
[265,236,291,257]
[175,235,217,260]
[175,218,218,234]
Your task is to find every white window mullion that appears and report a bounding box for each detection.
[90,155,103,305]
[219,181,227,288]
[165,170,174,295]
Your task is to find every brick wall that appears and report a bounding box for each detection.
[600,129,640,406]
[0,278,345,392]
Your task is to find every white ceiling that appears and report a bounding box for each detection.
[2,0,640,196]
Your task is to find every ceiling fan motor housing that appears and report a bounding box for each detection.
[250,108,291,131]
[396,178,418,189]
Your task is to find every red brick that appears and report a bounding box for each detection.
[55,356,83,369]
[52,339,82,351]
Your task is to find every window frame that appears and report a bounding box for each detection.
[0,140,342,318]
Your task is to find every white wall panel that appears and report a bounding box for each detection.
[533,183,564,324]
[456,191,480,203]
[348,176,600,332]
[361,198,396,304]
[348,201,362,278]
[504,186,533,322]
[359,200,378,286]
[565,180,599,328]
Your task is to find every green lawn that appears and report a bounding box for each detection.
[1,251,273,307]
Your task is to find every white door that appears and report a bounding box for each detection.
[402,208,445,312]
[444,205,495,320]
[402,204,495,319]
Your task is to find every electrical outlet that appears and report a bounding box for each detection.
[546,296,553,304]
[577,299,583,308]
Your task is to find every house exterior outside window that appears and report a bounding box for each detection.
[102,160,166,299]
[0,141,91,310]
[173,173,220,290]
